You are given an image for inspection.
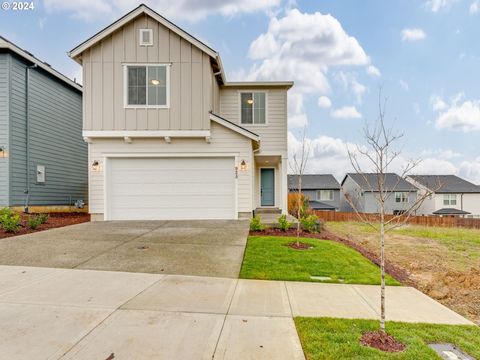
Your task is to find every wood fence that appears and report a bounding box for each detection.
[314,211,480,229]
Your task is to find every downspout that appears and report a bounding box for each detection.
[24,63,37,213]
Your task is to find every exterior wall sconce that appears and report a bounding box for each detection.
[240,160,247,171]
[91,160,101,172]
[0,146,5,158]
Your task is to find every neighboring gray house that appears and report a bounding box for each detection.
[407,175,480,217]
[288,174,340,211]
[340,173,418,215]
[0,36,86,211]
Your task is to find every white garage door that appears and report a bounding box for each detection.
[106,157,236,220]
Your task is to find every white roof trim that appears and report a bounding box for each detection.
[83,130,210,138]
[0,37,82,92]
[209,113,260,142]
[69,4,217,60]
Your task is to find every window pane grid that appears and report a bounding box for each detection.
[241,92,265,124]
[127,65,167,107]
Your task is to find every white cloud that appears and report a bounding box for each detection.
[331,106,362,119]
[317,96,332,109]
[430,95,447,111]
[470,0,480,14]
[399,80,409,91]
[459,158,480,184]
[366,65,381,77]
[336,72,367,104]
[434,99,480,132]
[401,28,427,42]
[245,9,370,129]
[425,0,456,12]
[43,0,281,22]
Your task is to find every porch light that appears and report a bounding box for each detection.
[0,146,5,158]
[91,160,100,172]
[240,160,247,171]
[150,79,161,85]
[247,99,254,105]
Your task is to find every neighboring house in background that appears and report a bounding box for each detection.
[406,175,480,217]
[288,174,340,211]
[0,36,86,212]
[69,4,292,221]
[340,173,418,215]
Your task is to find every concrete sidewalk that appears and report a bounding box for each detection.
[0,266,473,360]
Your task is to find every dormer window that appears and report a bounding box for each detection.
[139,29,153,46]
[240,92,266,125]
[124,64,170,108]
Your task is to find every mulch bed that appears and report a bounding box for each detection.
[0,212,90,239]
[250,228,414,285]
[286,241,312,250]
[360,331,406,352]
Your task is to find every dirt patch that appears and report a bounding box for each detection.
[285,242,312,250]
[0,212,90,239]
[360,331,406,353]
[324,222,480,325]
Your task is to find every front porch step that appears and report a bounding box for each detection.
[254,207,282,215]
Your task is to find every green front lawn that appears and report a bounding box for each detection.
[239,236,399,285]
[295,317,480,359]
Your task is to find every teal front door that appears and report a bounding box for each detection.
[260,168,275,206]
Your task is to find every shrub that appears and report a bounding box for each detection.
[37,213,49,224]
[288,192,313,219]
[277,214,292,231]
[0,207,13,218]
[250,215,266,231]
[300,214,322,233]
[1,213,21,233]
[27,216,43,230]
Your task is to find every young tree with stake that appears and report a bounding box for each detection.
[290,126,310,246]
[343,93,435,337]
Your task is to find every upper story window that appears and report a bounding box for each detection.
[443,194,457,206]
[395,192,409,203]
[241,92,266,125]
[125,64,170,108]
[317,190,334,201]
[139,29,153,46]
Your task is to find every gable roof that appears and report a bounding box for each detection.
[342,173,418,192]
[0,36,82,92]
[288,174,340,190]
[68,4,225,83]
[408,175,480,193]
[209,112,260,142]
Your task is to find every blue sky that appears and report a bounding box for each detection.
[1,0,479,182]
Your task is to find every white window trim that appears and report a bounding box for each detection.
[317,190,334,201]
[395,192,409,203]
[123,63,171,109]
[443,194,457,206]
[238,90,268,126]
[139,29,153,46]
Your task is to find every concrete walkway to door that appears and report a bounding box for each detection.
[0,265,472,360]
[0,220,249,278]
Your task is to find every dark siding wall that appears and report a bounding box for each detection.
[0,53,9,206]
[8,53,87,206]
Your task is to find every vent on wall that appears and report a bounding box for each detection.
[139,29,153,46]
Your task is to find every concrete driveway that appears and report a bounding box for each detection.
[0,220,249,277]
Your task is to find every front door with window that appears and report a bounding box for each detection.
[260,168,275,206]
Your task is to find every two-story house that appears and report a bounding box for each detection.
[69,4,292,221]
[406,175,480,217]
[340,173,418,215]
[0,36,86,212]
[288,174,340,211]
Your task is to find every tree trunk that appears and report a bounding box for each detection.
[380,213,386,333]
[296,177,302,246]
